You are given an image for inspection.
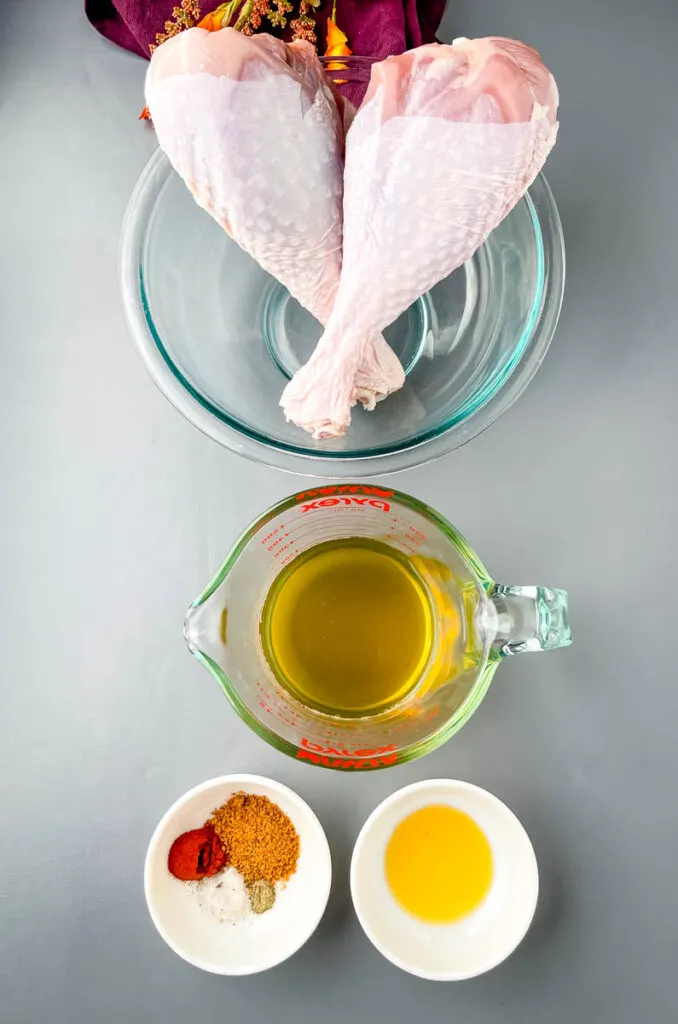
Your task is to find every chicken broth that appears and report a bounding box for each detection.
[259,539,435,717]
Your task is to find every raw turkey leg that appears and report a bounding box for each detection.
[281,37,559,438]
[145,28,404,415]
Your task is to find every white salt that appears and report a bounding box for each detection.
[188,867,251,923]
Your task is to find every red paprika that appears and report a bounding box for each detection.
[167,824,227,881]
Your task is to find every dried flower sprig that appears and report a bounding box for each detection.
[239,0,268,34]
[290,0,319,45]
[151,0,202,51]
[142,0,344,121]
[145,0,347,76]
[267,0,293,30]
[151,0,329,51]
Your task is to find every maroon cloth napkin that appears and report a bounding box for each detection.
[85,0,446,60]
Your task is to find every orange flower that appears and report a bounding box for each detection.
[198,2,238,31]
[325,15,351,58]
[325,14,351,73]
[198,11,226,30]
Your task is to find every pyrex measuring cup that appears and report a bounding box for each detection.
[184,486,571,770]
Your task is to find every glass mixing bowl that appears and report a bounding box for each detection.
[119,59,565,477]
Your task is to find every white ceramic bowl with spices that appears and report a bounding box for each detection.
[144,774,332,974]
[350,780,539,980]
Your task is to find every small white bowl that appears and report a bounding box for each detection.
[144,774,332,974]
[350,780,538,980]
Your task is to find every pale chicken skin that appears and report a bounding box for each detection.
[145,27,404,418]
[280,37,559,439]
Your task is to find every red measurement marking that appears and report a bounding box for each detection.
[260,525,285,545]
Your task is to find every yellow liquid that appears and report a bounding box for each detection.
[385,804,493,923]
[260,539,434,716]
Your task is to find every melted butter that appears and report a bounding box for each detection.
[385,804,493,923]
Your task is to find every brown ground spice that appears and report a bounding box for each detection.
[209,793,300,884]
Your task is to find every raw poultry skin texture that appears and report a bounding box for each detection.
[145,28,404,423]
[280,37,559,439]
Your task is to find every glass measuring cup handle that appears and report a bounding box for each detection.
[489,584,571,656]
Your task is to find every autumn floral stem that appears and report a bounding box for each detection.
[234,0,256,30]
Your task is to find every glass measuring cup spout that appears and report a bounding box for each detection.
[184,485,571,771]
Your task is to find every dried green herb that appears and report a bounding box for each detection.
[248,879,276,914]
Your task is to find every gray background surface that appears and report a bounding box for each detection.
[2,0,677,1020]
